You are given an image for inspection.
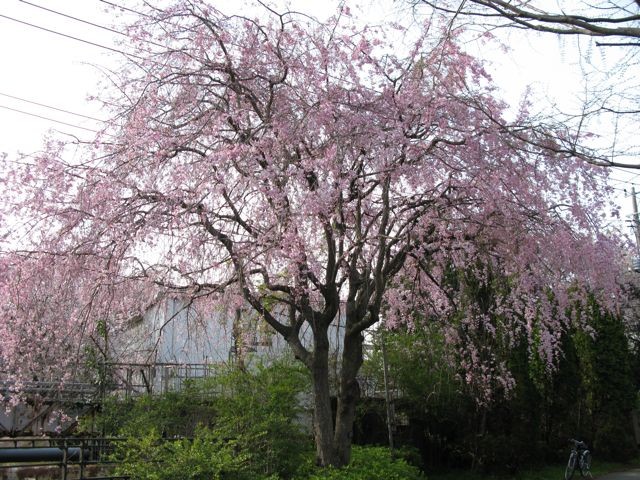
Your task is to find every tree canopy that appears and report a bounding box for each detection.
[413,0,640,168]
[0,0,628,466]
[419,0,640,42]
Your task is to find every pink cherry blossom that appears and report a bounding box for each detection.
[0,1,629,466]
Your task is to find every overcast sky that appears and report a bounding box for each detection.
[0,0,637,238]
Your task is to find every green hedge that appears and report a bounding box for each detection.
[302,446,426,480]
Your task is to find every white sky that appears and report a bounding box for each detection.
[0,0,637,238]
[0,1,117,150]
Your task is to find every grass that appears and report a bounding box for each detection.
[427,457,640,480]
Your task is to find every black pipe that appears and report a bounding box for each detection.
[0,447,81,462]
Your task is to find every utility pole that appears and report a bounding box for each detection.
[381,337,395,453]
[632,187,640,249]
[632,187,640,272]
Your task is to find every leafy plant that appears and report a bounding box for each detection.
[80,386,217,437]
[106,358,312,479]
[204,358,312,477]
[302,446,426,479]
[114,427,251,480]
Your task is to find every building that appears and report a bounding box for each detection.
[0,296,349,434]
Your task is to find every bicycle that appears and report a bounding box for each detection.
[565,438,592,479]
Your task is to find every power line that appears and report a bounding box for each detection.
[19,0,126,37]
[608,177,640,187]
[0,12,146,60]
[0,92,104,122]
[612,165,640,175]
[0,105,101,133]
[20,0,166,49]
[98,0,152,19]
[610,186,628,192]
[608,170,640,186]
[2,3,392,99]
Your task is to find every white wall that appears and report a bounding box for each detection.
[114,298,345,365]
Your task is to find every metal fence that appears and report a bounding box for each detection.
[103,362,219,398]
[0,362,221,404]
[0,437,128,480]
[2,361,390,403]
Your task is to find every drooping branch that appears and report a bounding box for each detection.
[419,0,640,40]
[0,2,628,466]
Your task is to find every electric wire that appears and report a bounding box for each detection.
[2,2,637,187]
[0,12,146,60]
[2,3,414,99]
[0,105,101,133]
[0,91,104,122]
[608,171,640,187]
[19,0,166,49]
[608,178,640,187]
[612,165,640,175]
[98,0,152,19]
[611,186,631,192]
[610,170,640,181]
[19,0,127,37]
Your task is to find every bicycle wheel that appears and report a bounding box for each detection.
[579,450,592,478]
[565,451,577,480]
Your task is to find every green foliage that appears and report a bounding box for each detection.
[114,427,252,480]
[80,383,217,437]
[594,421,637,462]
[358,326,474,467]
[76,395,135,435]
[576,296,638,462]
[204,358,312,477]
[106,358,313,479]
[360,287,638,473]
[303,446,426,480]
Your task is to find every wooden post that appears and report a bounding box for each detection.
[381,337,395,453]
[79,438,85,480]
[61,445,68,480]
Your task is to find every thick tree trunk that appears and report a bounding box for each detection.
[310,328,339,467]
[334,330,363,466]
[307,305,366,467]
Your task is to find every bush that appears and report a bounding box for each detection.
[204,359,312,477]
[80,384,217,437]
[303,446,426,480]
[108,358,313,479]
[114,427,252,480]
[593,421,637,462]
[472,433,537,474]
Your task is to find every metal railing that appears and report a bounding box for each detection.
[2,362,391,403]
[0,437,128,480]
[103,362,219,398]
[0,362,222,404]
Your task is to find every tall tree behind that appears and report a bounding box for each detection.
[584,297,637,460]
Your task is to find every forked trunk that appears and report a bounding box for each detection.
[334,331,363,465]
[310,329,339,466]
[309,323,364,467]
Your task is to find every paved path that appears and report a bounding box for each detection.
[597,470,640,479]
